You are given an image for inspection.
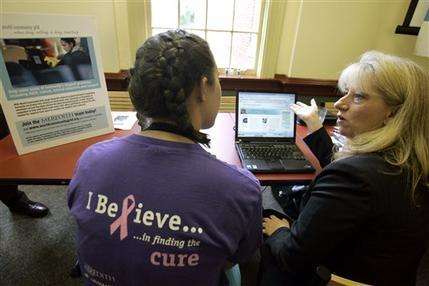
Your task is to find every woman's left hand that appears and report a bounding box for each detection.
[262,215,290,236]
[290,98,323,134]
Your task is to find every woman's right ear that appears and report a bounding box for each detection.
[199,76,209,102]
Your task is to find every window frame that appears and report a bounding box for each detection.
[150,0,266,76]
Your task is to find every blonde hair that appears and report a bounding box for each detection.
[335,51,429,201]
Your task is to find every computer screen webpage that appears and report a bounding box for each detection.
[237,92,295,138]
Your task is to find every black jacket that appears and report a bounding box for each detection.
[266,128,429,286]
[58,50,91,66]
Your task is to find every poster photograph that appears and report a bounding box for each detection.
[0,13,114,155]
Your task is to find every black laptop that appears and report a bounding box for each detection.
[235,91,315,173]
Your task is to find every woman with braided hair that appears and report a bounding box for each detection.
[68,30,262,286]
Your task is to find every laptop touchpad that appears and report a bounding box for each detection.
[266,161,284,170]
[281,159,312,170]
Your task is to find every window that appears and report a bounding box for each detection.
[151,0,263,74]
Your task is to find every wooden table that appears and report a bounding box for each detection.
[0,113,322,185]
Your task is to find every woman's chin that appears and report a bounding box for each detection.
[336,126,350,138]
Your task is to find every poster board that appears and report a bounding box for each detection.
[0,13,114,155]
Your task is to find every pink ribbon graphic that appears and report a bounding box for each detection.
[110,194,136,240]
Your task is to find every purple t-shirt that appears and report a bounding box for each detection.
[68,134,262,286]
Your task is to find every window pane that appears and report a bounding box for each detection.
[230,33,257,70]
[234,0,261,32]
[207,31,231,68]
[151,0,178,28]
[207,0,234,31]
[180,0,206,29]
[186,29,206,40]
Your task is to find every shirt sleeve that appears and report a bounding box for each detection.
[67,145,98,209]
[67,150,90,210]
[303,127,334,168]
[229,191,263,264]
[66,159,81,210]
[265,159,372,273]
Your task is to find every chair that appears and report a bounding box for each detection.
[225,265,241,286]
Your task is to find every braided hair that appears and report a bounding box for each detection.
[129,29,216,146]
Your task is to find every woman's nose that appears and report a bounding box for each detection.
[334,95,348,111]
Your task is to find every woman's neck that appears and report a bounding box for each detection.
[139,129,195,144]
[138,116,201,144]
[139,119,197,144]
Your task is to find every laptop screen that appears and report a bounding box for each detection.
[237,91,296,139]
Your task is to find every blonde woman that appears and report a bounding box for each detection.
[262,51,429,286]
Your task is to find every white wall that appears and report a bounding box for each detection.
[276,0,428,79]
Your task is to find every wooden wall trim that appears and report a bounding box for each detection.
[105,70,130,91]
[274,74,338,97]
[219,77,284,92]
[104,70,339,97]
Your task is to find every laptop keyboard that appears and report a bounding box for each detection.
[240,144,306,161]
